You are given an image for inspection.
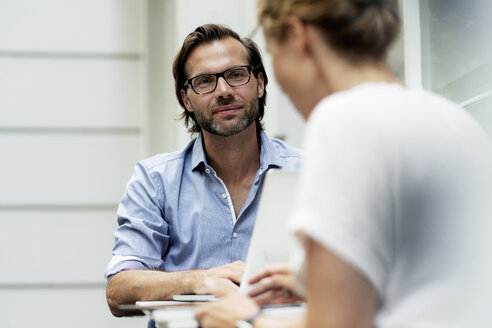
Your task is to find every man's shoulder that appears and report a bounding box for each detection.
[261,133,303,171]
[264,134,303,158]
[138,140,195,172]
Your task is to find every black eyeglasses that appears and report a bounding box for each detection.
[183,65,255,95]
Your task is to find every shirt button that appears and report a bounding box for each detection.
[205,168,210,174]
[232,232,238,238]
[221,193,227,199]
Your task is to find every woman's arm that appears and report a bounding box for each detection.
[305,238,378,328]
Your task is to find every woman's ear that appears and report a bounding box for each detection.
[180,89,194,112]
[283,16,310,55]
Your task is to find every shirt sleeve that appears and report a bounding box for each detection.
[290,101,396,294]
[104,161,170,280]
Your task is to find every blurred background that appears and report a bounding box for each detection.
[0,0,490,327]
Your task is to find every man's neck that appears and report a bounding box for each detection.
[201,124,260,186]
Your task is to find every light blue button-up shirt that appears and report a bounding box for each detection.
[105,131,302,279]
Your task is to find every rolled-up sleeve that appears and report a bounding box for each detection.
[104,162,170,280]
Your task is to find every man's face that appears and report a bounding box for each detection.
[180,37,264,137]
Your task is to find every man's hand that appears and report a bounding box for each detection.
[106,261,245,317]
[194,260,245,295]
[207,260,245,283]
[247,263,304,305]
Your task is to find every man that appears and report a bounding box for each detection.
[104,24,302,318]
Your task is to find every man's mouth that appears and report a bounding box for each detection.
[212,105,242,115]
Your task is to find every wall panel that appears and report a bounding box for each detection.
[0,134,142,204]
[0,210,119,283]
[0,58,142,128]
[0,0,142,53]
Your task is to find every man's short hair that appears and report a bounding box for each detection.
[173,24,269,134]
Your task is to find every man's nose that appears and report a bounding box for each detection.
[214,76,233,96]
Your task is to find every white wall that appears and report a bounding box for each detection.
[0,0,147,327]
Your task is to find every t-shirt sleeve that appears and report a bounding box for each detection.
[290,101,395,294]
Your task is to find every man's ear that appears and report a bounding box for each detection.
[180,89,194,112]
[256,71,265,99]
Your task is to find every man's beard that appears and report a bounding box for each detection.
[193,99,259,137]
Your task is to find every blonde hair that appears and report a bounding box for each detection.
[257,0,400,61]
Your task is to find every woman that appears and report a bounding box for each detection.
[196,0,492,327]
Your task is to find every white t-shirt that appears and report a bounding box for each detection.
[291,82,492,327]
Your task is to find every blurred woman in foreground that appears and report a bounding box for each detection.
[196,0,492,327]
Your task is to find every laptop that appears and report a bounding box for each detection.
[239,169,299,293]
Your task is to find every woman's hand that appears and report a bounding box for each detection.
[247,263,304,305]
[195,278,260,328]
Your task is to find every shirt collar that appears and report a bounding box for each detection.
[190,132,208,171]
[190,130,284,172]
[258,130,283,171]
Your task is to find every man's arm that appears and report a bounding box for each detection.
[106,261,244,317]
[305,238,377,328]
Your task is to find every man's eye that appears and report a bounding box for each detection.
[229,70,247,80]
[195,77,212,86]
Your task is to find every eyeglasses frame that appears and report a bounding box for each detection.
[183,65,257,95]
